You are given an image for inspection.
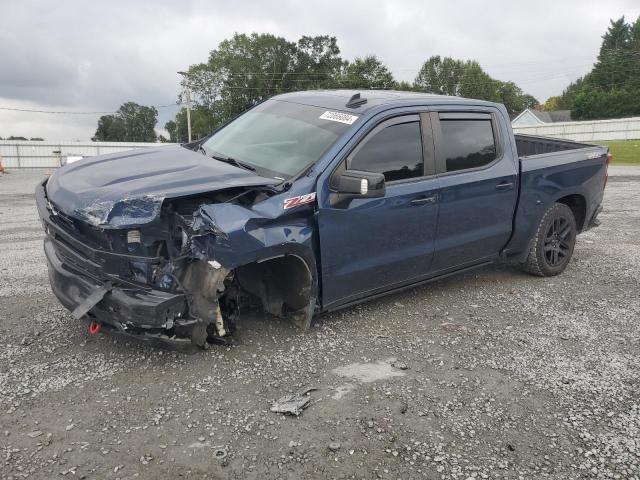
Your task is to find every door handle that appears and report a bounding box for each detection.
[411,195,437,205]
[495,181,514,191]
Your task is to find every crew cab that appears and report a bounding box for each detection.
[36,90,610,347]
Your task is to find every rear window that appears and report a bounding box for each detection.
[440,119,496,172]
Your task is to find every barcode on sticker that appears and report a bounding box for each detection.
[319,111,358,125]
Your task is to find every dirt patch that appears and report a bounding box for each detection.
[332,358,407,383]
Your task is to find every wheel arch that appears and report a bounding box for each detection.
[554,193,587,232]
[227,242,320,330]
[235,253,316,310]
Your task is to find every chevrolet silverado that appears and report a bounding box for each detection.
[36,90,610,347]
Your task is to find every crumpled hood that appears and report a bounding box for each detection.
[45,145,279,228]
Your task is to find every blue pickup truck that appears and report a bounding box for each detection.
[37,90,610,347]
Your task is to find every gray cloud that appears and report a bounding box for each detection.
[1,0,638,140]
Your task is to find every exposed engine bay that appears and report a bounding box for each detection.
[38,178,317,349]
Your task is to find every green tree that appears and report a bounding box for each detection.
[186,34,346,104]
[413,56,536,114]
[172,34,393,139]
[459,61,499,101]
[343,55,395,89]
[164,106,216,143]
[521,94,539,110]
[414,56,466,95]
[93,102,158,142]
[93,115,126,142]
[495,81,539,114]
[543,96,561,111]
[572,87,640,120]
[164,120,178,143]
[191,33,298,123]
[393,80,415,91]
[590,17,632,89]
[557,16,640,120]
[555,76,587,110]
[294,35,345,89]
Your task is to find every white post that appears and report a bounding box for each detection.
[186,86,192,143]
[177,71,192,143]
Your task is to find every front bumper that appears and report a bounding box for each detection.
[36,181,192,346]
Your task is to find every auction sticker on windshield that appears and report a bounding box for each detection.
[319,111,358,125]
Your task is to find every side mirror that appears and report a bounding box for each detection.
[336,170,385,198]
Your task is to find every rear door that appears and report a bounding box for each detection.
[430,110,518,272]
[318,113,440,308]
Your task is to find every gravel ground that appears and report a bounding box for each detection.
[1,167,639,480]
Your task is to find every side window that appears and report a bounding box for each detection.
[440,119,496,172]
[348,121,423,182]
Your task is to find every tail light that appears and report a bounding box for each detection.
[604,152,612,189]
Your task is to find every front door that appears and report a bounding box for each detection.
[318,114,440,308]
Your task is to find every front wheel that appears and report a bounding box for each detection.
[522,203,577,277]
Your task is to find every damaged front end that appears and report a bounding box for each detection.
[36,179,317,348]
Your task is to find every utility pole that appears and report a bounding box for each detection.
[177,71,192,142]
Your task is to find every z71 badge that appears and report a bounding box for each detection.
[283,193,316,210]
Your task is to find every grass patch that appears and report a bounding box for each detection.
[596,140,640,165]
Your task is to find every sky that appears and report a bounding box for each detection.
[1,0,639,141]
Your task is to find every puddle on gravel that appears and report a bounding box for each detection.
[332,358,406,383]
[332,383,355,400]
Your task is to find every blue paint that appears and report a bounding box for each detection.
[43,90,608,315]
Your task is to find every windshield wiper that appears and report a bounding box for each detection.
[210,153,256,172]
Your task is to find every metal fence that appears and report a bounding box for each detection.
[0,141,177,168]
[512,116,640,142]
[4,117,639,168]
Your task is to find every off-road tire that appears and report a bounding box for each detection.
[522,202,577,277]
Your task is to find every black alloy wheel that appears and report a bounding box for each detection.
[522,202,577,277]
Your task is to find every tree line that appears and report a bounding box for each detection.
[545,15,640,120]
[162,33,539,142]
[92,102,160,142]
[93,33,538,143]
[0,136,44,141]
[93,16,640,143]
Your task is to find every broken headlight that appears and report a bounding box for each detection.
[128,261,175,290]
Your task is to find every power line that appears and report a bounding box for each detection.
[2,63,639,116]
[2,49,637,113]
[0,107,118,114]
[0,102,184,115]
[185,52,640,79]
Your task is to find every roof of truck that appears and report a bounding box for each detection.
[272,89,500,114]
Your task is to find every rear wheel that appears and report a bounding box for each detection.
[522,203,577,277]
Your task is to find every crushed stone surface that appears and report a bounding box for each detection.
[1,167,639,479]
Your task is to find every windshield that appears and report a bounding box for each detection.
[202,100,355,179]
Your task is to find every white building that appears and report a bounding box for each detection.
[511,108,572,127]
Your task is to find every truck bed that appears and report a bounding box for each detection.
[502,134,609,264]
[515,134,595,157]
